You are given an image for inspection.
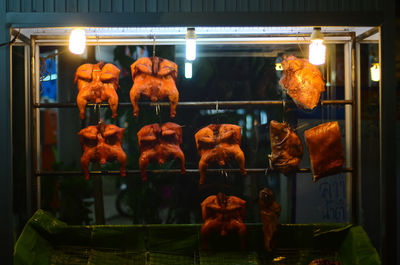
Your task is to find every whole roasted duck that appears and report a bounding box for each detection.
[130,57,179,118]
[79,121,126,180]
[304,121,344,182]
[137,122,185,181]
[268,120,303,175]
[195,124,246,185]
[201,193,247,250]
[279,55,325,110]
[75,61,120,119]
[259,188,281,252]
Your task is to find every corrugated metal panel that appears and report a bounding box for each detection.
[55,0,65,12]
[112,0,123,12]
[123,0,134,12]
[44,0,54,12]
[21,0,32,12]
[215,0,225,11]
[7,0,384,13]
[169,0,180,12]
[191,0,202,12]
[203,0,214,12]
[8,0,21,12]
[78,0,88,13]
[32,0,43,12]
[180,0,191,12]
[135,0,145,13]
[89,0,100,12]
[100,0,111,12]
[66,0,77,12]
[158,0,168,12]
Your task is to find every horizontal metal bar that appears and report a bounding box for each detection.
[36,168,354,176]
[34,100,353,109]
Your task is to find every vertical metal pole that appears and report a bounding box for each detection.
[30,37,40,210]
[350,33,358,224]
[355,42,362,225]
[93,107,105,225]
[25,44,32,216]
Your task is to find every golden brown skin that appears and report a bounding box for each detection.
[268,120,303,175]
[78,122,126,180]
[201,193,247,250]
[137,122,185,181]
[304,121,344,182]
[75,61,120,119]
[279,55,325,110]
[130,57,179,118]
[259,188,281,252]
[195,124,246,185]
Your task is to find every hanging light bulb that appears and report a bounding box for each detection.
[309,27,326,65]
[370,63,380,82]
[186,28,196,61]
[69,28,86,55]
[275,63,283,71]
[185,62,193,79]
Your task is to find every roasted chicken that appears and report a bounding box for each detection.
[304,121,344,182]
[137,122,185,181]
[201,193,247,250]
[268,120,303,175]
[259,188,281,252]
[279,55,325,110]
[130,57,179,118]
[195,124,246,185]
[78,121,126,180]
[75,61,120,119]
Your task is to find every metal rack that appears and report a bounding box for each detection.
[27,31,360,225]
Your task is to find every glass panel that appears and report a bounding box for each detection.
[38,43,348,225]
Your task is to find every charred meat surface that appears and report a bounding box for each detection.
[201,193,247,250]
[78,121,126,180]
[279,55,325,110]
[130,57,179,118]
[75,61,120,119]
[268,120,303,175]
[259,188,281,252]
[304,121,344,182]
[137,122,185,181]
[195,124,246,185]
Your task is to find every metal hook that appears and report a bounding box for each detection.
[216,101,219,114]
[155,103,160,116]
[96,35,101,62]
[282,100,286,122]
[221,170,228,178]
[152,35,156,57]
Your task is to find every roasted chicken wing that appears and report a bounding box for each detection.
[130,57,179,118]
[75,61,120,119]
[78,121,126,180]
[201,193,247,250]
[279,55,325,110]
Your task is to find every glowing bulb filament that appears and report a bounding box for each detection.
[309,39,326,65]
[69,29,86,55]
[370,63,380,82]
[185,62,192,79]
[186,39,196,61]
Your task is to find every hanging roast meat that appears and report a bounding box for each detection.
[279,55,325,110]
[78,121,126,180]
[130,57,179,118]
[259,187,281,252]
[137,122,185,181]
[195,124,246,185]
[304,121,344,182]
[75,61,120,119]
[201,193,247,250]
[308,259,340,265]
[268,120,303,175]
